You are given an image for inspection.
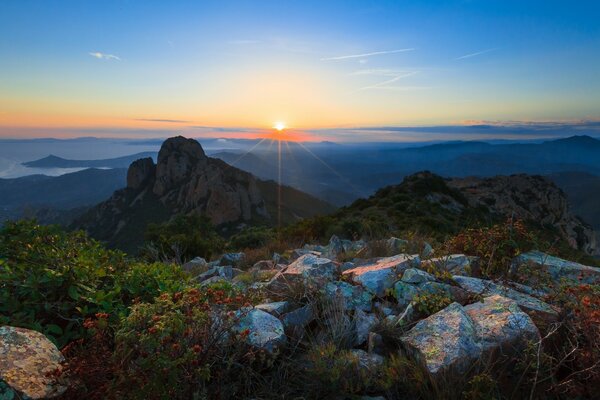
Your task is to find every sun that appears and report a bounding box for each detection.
[273,122,286,132]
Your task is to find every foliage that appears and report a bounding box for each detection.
[444,218,537,278]
[0,220,188,347]
[412,290,453,316]
[228,226,276,250]
[113,286,261,399]
[142,213,225,264]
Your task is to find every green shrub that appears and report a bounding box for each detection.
[0,220,188,347]
[229,226,275,249]
[412,290,453,316]
[142,213,225,263]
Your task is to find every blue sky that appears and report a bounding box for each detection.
[1,0,599,140]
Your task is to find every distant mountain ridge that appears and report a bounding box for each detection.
[73,136,335,252]
[23,152,156,169]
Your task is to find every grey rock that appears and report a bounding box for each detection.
[255,301,291,317]
[282,305,314,333]
[423,254,479,276]
[354,309,379,346]
[324,281,373,312]
[343,254,420,297]
[234,309,286,353]
[511,251,600,284]
[219,252,246,267]
[181,256,208,274]
[402,268,435,284]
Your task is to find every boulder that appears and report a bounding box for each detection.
[234,309,286,353]
[401,296,539,379]
[387,237,408,253]
[350,349,384,370]
[393,281,419,308]
[511,251,600,284]
[354,310,379,346]
[282,305,314,335]
[453,275,559,324]
[255,301,291,317]
[0,326,66,399]
[219,252,246,267]
[282,254,338,282]
[401,268,435,284]
[342,254,420,297]
[181,256,208,274]
[324,281,373,312]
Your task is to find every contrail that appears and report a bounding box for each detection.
[321,48,414,61]
[455,48,497,60]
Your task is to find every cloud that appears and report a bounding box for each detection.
[455,48,497,60]
[134,118,190,123]
[228,39,261,45]
[89,51,121,61]
[355,71,422,91]
[321,48,414,61]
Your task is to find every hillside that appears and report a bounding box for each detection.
[548,171,600,231]
[311,171,597,256]
[73,136,335,253]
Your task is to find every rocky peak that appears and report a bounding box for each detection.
[153,136,208,196]
[127,157,156,190]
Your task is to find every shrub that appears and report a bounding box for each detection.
[229,226,275,249]
[113,286,262,399]
[412,290,453,316]
[142,213,225,264]
[0,220,188,347]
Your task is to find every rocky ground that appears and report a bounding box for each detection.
[2,234,599,399]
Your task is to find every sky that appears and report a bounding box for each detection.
[1,0,600,141]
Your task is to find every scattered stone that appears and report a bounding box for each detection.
[422,254,479,276]
[350,349,385,370]
[368,332,386,356]
[393,281,419,308]
[234,309,286,353]
[422,242,434,258]
[282,305,314,334]
[0,326,66,399]
[282,254,338,282]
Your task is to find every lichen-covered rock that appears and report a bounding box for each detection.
[401,302,480,376]
[350,349,384,370]
[255,301,291,317]
[282,305,314,336]
[401,268,435,284]
[181,256,208,274]
[463,295,540,352]
[511,251,600,284]
[342,254,420,297]
[401,296,540,379]
[234,309,286,353]
[0,326,66,399]
[387,237,408,253]
[283,254,338,281]
[393,281,419,308]
[453,275,559,324]
[325,281,373,311]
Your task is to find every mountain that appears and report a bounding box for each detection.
[324,171,598,256]
[23,152,156,169]
[0,168,127,222]
[73,136,335,252]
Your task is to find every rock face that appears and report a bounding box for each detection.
[401,296,539,379]
[0,326,66,399]
[448,174,598,255]
[73,136,333,252]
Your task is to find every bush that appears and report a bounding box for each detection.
[113,286,263,399]
[0,220,188,347]
[142,213,225,264]
[228,226,275,249]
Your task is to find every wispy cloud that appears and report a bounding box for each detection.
[228,39,261,45]
[321,48,414,61]
[134,118,190,124]
[353,70,424,91]
[455,48,497,60]
[89,51,121,61]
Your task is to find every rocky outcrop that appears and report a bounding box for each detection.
[511,250,600,284]
[0,326,66,399]
[126,157,155,190]
[448,174,598,255]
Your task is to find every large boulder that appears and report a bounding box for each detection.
[234,309,286,353]
[219,252,246,267]
[0,326,66,399]
[511,251,600,284]
[401,296,539,379]
[342,254,420,297]
[453,275,559,325]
